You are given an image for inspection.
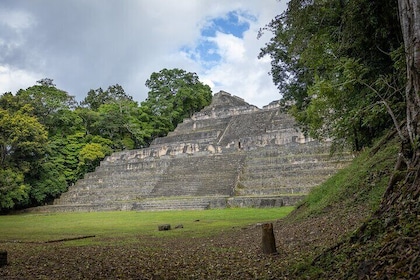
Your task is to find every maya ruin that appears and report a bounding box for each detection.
[36,91,351,212]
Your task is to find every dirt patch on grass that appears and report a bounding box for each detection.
[0,204,368,279]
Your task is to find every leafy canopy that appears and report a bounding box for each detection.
[259,0,404,151]
[143,68,212,130]
[0,68,212,211]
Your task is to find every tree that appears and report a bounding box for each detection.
[80,84,150,149]
[95,101,140,149]
[259,0,404,151]
[398,0,420,162]
[77,141,112,175]
[260,1,420,277]
[29,161,67,205]
[0,107,48,172]
[75,107,100,136]
[16,79,77,135]
[0,105,48,210]
[81,84,133,111]
[0,168,30,210]
[143,68,212,129]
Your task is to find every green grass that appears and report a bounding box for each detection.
[0,207,293,244]
[295,136,399,218]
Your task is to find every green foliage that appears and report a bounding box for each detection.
[260,0,404,150]
[48,133,113,185]
[0,207,293,242]
[0,168,30,209]
[78,142,112,174]
[295,136,399,219]
[16,79,77,134]
[81,83,185,149]
[48,108,84,137]
[0,69,212,211]
[0,105,48,210]
[29,161,68,204]
[143,68,212,129]
[94,100,142,150]
[48,132,86,185]
[81,84,133,111]
[0,107,48,171]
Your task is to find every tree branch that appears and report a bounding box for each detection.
[361,81,407,142]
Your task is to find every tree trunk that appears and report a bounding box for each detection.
[261,223,278,255]
[398,0,420,156]
[0,251,7,267]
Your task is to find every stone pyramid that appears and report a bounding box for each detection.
[39,91,350,212]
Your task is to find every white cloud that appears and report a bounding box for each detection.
[0,65,41,93]
[211,32,246,62]
[0,9,35,31]
[0,0,287,108]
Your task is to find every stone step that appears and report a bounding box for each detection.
[135,198,212,211]
[150,154,245,197]
[235,186,312,196]
[48,196,230,212]
[152,130,220,145]
[227,195,305,208]
[247,142,338,155]
[23,194,305,213]
[171,118,230,135]
[244,153,338,163]
[238,175,331,188]
[55,189,151,205]
[239,168,337,180]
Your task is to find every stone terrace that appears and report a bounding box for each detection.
[35,91,351,212]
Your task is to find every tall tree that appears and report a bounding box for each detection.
[80,84,146,149]
[81,84,133,111]
[259,0,403,151]
[0,107,48,172]
[16,79,77,135]
[261,2,420,276]
[143,68,212,129]
[0,105,49,210]
[398,0,420,161]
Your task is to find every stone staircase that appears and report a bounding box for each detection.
[149,153,246,197]
[29,91,352,213]
[236,143,350,197]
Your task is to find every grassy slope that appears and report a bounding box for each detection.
[295,137,399,219]
[285,135,419,278]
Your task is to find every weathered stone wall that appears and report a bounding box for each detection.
[42,90,352,212]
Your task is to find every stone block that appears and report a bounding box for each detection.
[158,224,171,231]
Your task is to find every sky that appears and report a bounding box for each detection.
[0,1,287,108]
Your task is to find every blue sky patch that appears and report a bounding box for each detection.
[182,10,256,69]
[181,40,222,69]
[201,11,255,39]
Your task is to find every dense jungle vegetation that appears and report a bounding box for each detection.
[258,0,419,277]
[0,68,212,211]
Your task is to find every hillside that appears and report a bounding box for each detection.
[276,134,420,278]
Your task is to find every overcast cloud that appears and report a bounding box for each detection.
[0,1,286,108]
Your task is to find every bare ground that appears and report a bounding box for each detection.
[0,204,368,280]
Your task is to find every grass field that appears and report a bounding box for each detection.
[0,207,294,244]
